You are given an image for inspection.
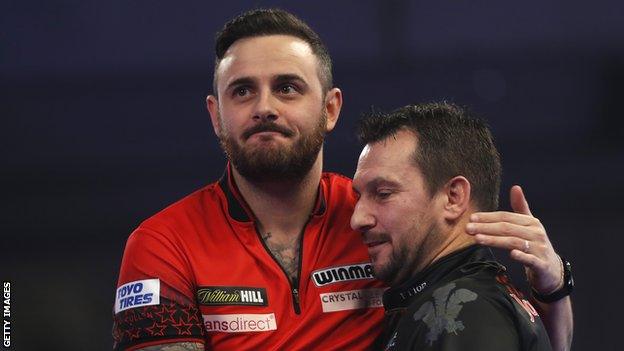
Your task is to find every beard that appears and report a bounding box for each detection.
[219,110,327,183]
[373,222,442,285]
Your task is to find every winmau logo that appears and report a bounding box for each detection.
[312,263,374,287]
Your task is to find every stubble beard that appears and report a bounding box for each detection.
[219,110,327,183]
[373,222,443,285]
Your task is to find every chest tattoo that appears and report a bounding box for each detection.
[262,232,300,284]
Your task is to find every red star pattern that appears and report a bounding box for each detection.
[123,309,138,324]
[143,309,154,319]
[146,321,168,337]
[113,299,203,346]
[173,318,194,335]
[181,305,201,324]
[125,327,142,340]
[155,304,177,324]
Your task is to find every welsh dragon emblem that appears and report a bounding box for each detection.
[412,282,478,345]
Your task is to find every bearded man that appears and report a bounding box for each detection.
[352,102,572,350]
[112,9,572,351]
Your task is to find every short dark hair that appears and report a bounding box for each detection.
[357,102,501,211]
[213,8,333,94]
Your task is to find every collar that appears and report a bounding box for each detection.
[217,163,327,223]
[382,245,503,311]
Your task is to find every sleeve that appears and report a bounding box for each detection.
[112,226,205,351]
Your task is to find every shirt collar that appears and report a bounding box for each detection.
[217,163,327,223]
[382,245,502,311]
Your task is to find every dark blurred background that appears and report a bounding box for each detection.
[2,1,623,350]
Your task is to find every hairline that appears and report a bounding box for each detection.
[212,34,331,98]
[374,127,439,199]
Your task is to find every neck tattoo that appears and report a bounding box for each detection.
[261,232,300,284]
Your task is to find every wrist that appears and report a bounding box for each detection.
[540,254,565,295]
[532,255,574,303]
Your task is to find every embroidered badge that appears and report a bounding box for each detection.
[412,282,477,345]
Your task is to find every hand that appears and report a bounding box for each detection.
[466,185,564,294]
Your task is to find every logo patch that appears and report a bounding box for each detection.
[412,282,477,345]
[319,288,385,312]
[203,313,277,333]
[312,263,375,287]
[197,286,268,306]
[496,274,539,322]
[115,279,160,313]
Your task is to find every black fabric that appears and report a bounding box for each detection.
[379,245,552,351]
[112,296,204,351]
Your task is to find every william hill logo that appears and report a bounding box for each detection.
[312,263,375,287]
[197,286,268,306]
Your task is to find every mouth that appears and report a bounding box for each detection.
[363,234,391,251]
[365,240,387,248]
[249,131,284,139]
[243,124,294,140]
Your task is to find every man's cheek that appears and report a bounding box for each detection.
[371,244,392,265]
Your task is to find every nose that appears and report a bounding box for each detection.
[253,90,278,122]
[350,198,376,233]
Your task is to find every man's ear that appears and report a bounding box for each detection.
[323,88,342,132]
[442,176,471,221]
[206,95,222,137]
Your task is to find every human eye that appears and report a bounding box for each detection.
[375,189,393,200]
[232,86,252,98]
[233,86,249,97]
[277,83,299,95]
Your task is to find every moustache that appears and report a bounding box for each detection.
[243,122,295,140]
[362,232,391,243]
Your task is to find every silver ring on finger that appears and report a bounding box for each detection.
[523,240,530,253]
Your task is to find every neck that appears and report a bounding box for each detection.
[231,152,323,236]
[401,214,477,285]
[427,216,477,268]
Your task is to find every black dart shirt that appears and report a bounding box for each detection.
[378,245,552,351]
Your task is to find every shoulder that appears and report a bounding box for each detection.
[416,268,534,327]
[137,181,223,236]
[321,172,356,204]
[322,171,353,184]
[119,181,226,265]
[395,273,550,351]
[395,277,519,350]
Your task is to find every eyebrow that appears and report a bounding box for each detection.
[226,74,309,91]
[225,77,255,92]
[273,74,308,87]
[353,176,401,193]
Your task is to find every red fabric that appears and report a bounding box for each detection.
[113,170,386,350]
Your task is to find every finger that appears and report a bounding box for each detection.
[473,233,530,252]
[509,249,540,269]
[510,185,533,216]
[470,211,535,226]
[466,222,535,239]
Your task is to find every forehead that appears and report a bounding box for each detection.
[353,130,422,187]
[215,35,319,88]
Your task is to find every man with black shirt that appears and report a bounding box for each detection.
[113,9,572,351]
[352,102,572,350]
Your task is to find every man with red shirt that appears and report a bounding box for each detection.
[113,9,572,351]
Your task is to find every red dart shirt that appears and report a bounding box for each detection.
[113,167,387,350]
